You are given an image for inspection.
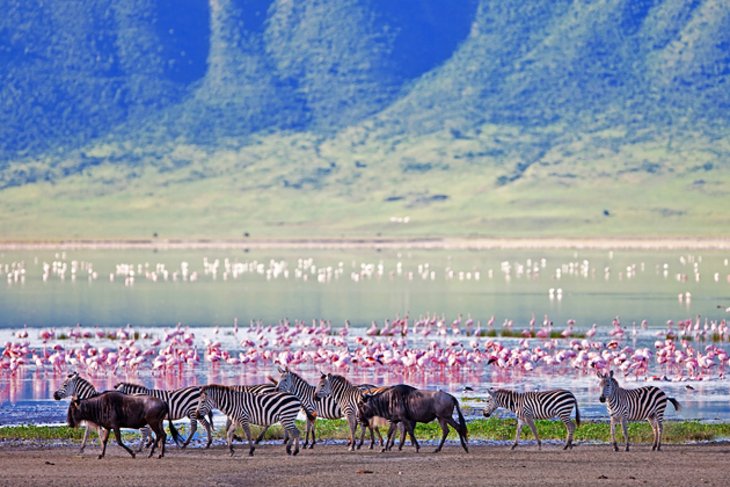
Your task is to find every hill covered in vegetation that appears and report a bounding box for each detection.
[1,0,728,241]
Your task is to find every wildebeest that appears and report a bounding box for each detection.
[66,391,177,459]
[357,384,469,453]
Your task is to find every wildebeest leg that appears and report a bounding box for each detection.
[382,421,397,452]
[443,416,469,453]
[434,418,450,453]
[404,420,420,453]
[357,420,368,450]
[149,421,166,458]
[374,425,384,449]
[98,428,111,459]
[113,427,136,458]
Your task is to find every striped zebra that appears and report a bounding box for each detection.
[314,373,370,451]
[597,370,681,451]
[482,388,581,450]
[114,382,214,449]
[53,372,107,453]
[226,383,284,444]
[196,384,301,456]
[275,366,343,449]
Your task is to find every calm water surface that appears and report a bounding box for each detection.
[1,248,729,426]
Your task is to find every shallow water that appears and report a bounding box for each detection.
[1,248,730,425]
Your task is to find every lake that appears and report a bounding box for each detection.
[1,246,729,427]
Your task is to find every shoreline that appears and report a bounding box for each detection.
[2,236,730,251]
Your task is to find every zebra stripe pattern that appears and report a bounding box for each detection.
[275,367,342,448]
[225,384,281,444]
[483,388,581,450]
[197,384,301,456]
[598,370,681,451]
[114,382,213,449]
[314,373,367,451]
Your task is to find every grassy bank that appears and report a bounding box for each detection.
[3,419,730,445]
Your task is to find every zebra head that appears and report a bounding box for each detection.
[314,372,332,401]
[275,366,294,393]
[195,387,212,420]
[53,371,80,400]
[482,389,499,417]
[597,370,617,403]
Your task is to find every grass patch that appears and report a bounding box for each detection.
[6,420,730,445]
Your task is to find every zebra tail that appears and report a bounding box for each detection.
[574,399,581,428]
[208,410,214,430]
[167,417,183,445]
[668,397,681,412]
[454,398,468,440]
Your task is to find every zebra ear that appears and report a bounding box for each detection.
[277,366,286,374]
[609,370,614,378]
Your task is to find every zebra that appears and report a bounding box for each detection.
[53,371,106,453]
[597,370,681,451]
[114,382,214,449]
[314,372,370,451]
[226,383,285,444]
[275,366,343,449]
[482,388,581,450]
[196,384,301,456]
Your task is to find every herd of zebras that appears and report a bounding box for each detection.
[54,368,681,457]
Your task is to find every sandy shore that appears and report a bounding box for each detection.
[1,237,730,250]
[1,442,728,487]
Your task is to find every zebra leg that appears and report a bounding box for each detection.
[525,417,541,450]
[79,424,91,453]
[254,425,269,444]
[196,415,213,449]
[226,420,238,456]
[609,417,619,452]
[563,419,576,450]
[620,418,630,452]
[240,422,255,457]
[284,421,300,456]
[98,428,111,459]
[113,427,136,459]
[136,426,149,452]
[347,415,358,452]
[181,416,199,449]
[434,418,449,453]
[309,418,316,449]
[511,418,524,450]
[656,420,663,451]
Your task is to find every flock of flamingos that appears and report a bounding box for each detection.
[2,312,730,383]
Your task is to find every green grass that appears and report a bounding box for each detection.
[5,420,730,445]
[1,123,729,242]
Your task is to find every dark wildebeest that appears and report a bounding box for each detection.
[358,384,469,453]
[66,391,176,459]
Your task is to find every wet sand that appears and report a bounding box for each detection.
[1,442,728,487]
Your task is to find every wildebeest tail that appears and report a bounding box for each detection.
[668,397,681,412]
[167,417,183,445]
[454,396,468,440]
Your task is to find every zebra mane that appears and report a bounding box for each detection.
[491,389,518,409]
[328,374,353,387]
[115,381,148,391]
